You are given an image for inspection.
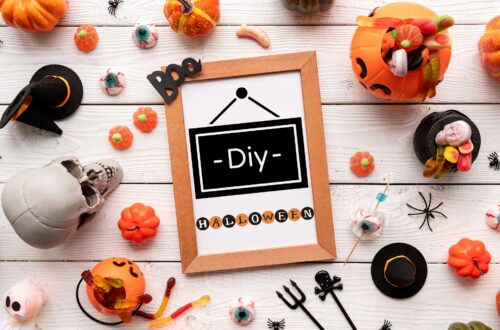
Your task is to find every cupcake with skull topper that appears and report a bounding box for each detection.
[413,110,481,179]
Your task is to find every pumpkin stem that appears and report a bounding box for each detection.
[112,133,123,143]
[472,259,484,276]
[138,114,147,122]
[178,0,194,15]
[78,30,88,39]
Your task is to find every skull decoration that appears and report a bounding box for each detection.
[4,279,47,323]
[1,157,123,249]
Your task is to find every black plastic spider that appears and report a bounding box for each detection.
[407,192,447,232]
[108,0,123,17]
[380,320,392,330]
[488,152,500,171]
[267,319,285,330]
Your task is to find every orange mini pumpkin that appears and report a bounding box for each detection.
[118,203,160,244]
[109,126,134,150]
[85,258,146,316]
[496,290,500,316]
[164,0,220,38]
[350,3,452,101]
[133,107,158,133]
[478,16,500,80]
[0,0,68,33]
[448,238,491,280]
[74,25,99,52]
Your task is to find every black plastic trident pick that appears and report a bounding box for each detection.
[276,280,324,330]
[314,270,357,330]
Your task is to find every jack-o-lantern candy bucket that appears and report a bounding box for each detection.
[85,258,146,316]
[350,3,454,101]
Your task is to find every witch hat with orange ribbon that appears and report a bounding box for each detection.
[0,65,83,135]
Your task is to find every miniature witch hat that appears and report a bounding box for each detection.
[371,243,427,299]
[0,65,83,135]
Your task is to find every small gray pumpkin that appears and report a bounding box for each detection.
[281,0,333,13]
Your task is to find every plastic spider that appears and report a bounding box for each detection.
[267,319,285,330]
[407,192,447,232]
[108,0,123,17]
[488,152,499,171]
[380,320,392,330]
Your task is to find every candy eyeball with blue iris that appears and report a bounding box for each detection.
[229,297,256,326]
[99,68,126,96]
[132,23,158,49]
[351,208,386,240]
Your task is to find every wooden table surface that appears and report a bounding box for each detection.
[1,1,499,329]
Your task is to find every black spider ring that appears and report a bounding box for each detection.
[407,192,447,232]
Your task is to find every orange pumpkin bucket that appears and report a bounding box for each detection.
[85,258,146,316]
[350,2,453,101]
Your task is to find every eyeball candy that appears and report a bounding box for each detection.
[229,297,255,326]
[389,49,408,77]
[435,120,472,147]
[351,209,385,240]
[485,205,500,231]
[133,23,159,49]
[99,68,126,96]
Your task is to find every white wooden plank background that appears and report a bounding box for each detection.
[0,0,499,329]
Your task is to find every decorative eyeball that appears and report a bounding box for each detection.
[229,297,256,326]
[99,68,126,96]
[132,23,159,49]
[351,208,385,240]
[485,204,500,231]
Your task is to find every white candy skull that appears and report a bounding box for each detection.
[4,280,47,323]
[1,157,123,249]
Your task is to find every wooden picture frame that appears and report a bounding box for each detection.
[165,52,335,274]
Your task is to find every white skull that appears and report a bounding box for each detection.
[1,157,123,249]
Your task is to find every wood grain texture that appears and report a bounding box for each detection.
[1,0,499,26]
[1,104,500,184]
[1,183,499,263]
[0,262,499,330]
[0,25,497,105]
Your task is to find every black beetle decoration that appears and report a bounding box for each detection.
[147,58,202,104]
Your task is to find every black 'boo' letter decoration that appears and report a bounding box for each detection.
[147,58,202,104]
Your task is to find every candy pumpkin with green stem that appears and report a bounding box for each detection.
[74,25,99,52]
[133,107,158,133]
[109,126,133,150]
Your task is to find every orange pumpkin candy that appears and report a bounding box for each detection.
[133,107,158,133]
[118,203,160,244]
[74,25,99,52]
[350,3,452,101]
[164,0,220,38]
[85,258,146,316]
[109,126,134,150]
[0,0,68,33]
[478,16,500,80]
[448,238,491,280]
